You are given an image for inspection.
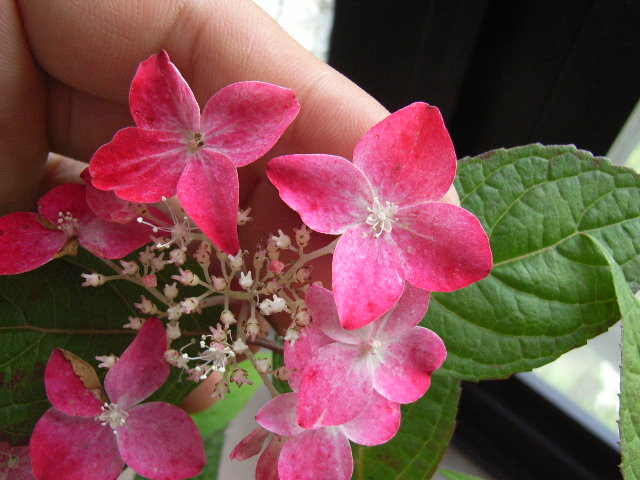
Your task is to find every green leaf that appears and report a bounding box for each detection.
[0,249,198,443]
[586,235,638,479]
[353,372,461,480]
[438,469,486,480]
[427,144,640,380]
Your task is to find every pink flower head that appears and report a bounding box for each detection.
[29,318,205,480]
[89,51,300,254]
[268,103,492,329]
[288,284,446,428]
[0,442,35,479]
[231,390,400,480]
[0,183,155,275]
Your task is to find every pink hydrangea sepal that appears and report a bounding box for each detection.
[117,402,205,480]
[129,50,200,132]
[278,428,353,480]
[44,349,103,417]
[104,317,169,409]
[230,427,271,461]
[394,202,493,292]
[297,343,374,428]
[267,154,373,234]
[30,409,124,480]
[201,81,300,168]
[256,436,285,480]
[0,212,66,275]
[177,153,240,254]
[284,321,333,390]
[353,102,456,205]
[340,391,401,446]
[256,392,305,436]
[332,224,405,329]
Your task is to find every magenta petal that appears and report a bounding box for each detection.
[374,327,446,404]
[177,152,240,254]
[201,81,299,167]
[268,154,372,234]
[89,127,188,203]
[44,349,103,417]
[297,343,373,428]
[394,202,493,292]
[38,183,95,226]
[78,217,152,259]
[117,402,205,480]
[372,283,430,341]
[256,392,306,436]
[341,392,401,446]
[278,429,353,480]
[230,427,271,461]
[332,224,404,329]
[284,324,333,391]
[305,285,363,345]
[353,103,457,205]
[256,436,285,480]
[129,51,200,132]
[0,212,65,274]
[30,409,123,480]
[82,168,142,224]
[104,318,168,408]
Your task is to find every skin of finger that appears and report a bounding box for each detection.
[18,0,389,171]
[0,0,48,213]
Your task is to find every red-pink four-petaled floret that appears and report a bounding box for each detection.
[268,102,493,329]
[29,318,205,480]
[232,390,400,480]
[0,183,155,275]
[89,50,300,254]
[288,284,446,429]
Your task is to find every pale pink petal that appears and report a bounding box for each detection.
[374,327,446,403]
[44,349,103,417]
[297,343,373,428]
[30,409,123,480]
[82,168,143,224]
[104,318,168,408]
[341,391,401,446]
[353,103,456,205]
[268,154,372,235]
[372,283,430,341]
[177,152,240,254]
[394,202,492,292]
[0,212,66,274]
[117,402,205,480]
[78,217,153,259]
[89,127,188,203]
[129,51,200,132]
[230,427,270,460]
[332,224,404,329]
[305,285,364,344]
[278,429,352,480]
[201,81,299,167]
[256,436,285,480]
[256,392,305,436]
[284,324,333,391]
[38,183,95,226]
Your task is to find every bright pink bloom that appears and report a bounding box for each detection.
[0,443,35,479]
[232,391,400,480]
[89,51,300,254]
[288,284,446,428]
[0,183,154,275]
[29,318,205,480]
[268,102,492,329]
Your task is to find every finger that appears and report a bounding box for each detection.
[0,0,47,212]
[19,0,388,167]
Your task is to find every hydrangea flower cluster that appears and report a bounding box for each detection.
[0,51,491,479]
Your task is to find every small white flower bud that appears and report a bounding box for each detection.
[166,322,181,341]
[95,355,117,369]
[81,273,106,287]
[246,316,260,341]
[272,229,291,249]
[180,297,200,314]
[166,305,182,321]
[163,282,179,301]
[254,357,271,374]
[269,295,287,313]
[239,271,253,290]
[284,327,300,345]
[232,338,249,355]
[231,368,253,387]
[212,276,227,291]
[133,296,159,315]
[294,225,311,247]
[172,268,199,286]
[228,252,244,271]
[123,316,146,330]
[237,208,253,226]
[220,310,237,329]
[169,248,187,266]
[119,260,139,276]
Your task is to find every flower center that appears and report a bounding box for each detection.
[6,455,19,469]
[56,211,79,236]
[364,338,382,355]
[187,132,205,152]
[97,402,129,432]
[366,198,398,237]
